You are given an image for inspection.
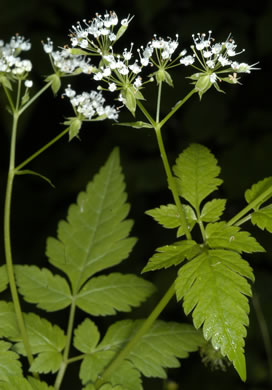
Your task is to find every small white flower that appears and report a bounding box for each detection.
[109,82,117,92]
[180,55,195,66]
[24,79,33,88]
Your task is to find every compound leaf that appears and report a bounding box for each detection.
[46,148,137,293]
[0,377,32,390]
[142,240,199,272]
[0,340,22,381]
[15,265,72,312]
[200,199,226,222]
[251,205,272,233]
[245,177,272,208]
[76,273,155,315]
[0,265,8,293]
[98,319,204,379]
[173,144,222,210]
[175,248,255,381]
[74,318,100,354]
[0,302,19,338]
[206,222,265,253]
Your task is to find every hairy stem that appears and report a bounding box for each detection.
[95,282,176,388]
[3,112,36,369]
[54,300,77,390]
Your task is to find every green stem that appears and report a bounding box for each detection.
[95,282,176,389]
[54,300,77,390]
[156,82,162,123]
[15,127,70,171]
[137,101,192,240]
[159,88,196,128]
[18,80,52,116]
[227,185,272,226]
[3,112,36,370]
[2,84,15,113]
[154,125,192,240]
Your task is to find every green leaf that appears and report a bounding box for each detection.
[0,341,22,381]
[27,377,54,390]
[175,248,255,381]
[173,144,222,210]
[123,88,136,116]
[15,313,66,356]
[115,121,152,129]
[0,75,13,90]
[46,148,137,293]
[245,177,272,208]
[30,351,62,374]
[251,205,272,232]
[45,74,61,95]
[200,199,226,222]
[76,273,155,315]
[0,301,19,338]
[142,240,199,272]
[0,377,32,390]
[74,318,100,353]
[15,265,72,312]
[146,204,196,235]
[206,222,265,253]
[0,266,8,293]
[99,320,204,378]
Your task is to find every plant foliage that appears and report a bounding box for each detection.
[145,144,265,381]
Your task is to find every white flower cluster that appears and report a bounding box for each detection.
[180,31,258,83]
[64,85,119,121]
[138,34,180,65]
[69,11,133,52]
[0,35,32,76]
[43,38,93,75]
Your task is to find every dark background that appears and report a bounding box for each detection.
[0,0,272,389]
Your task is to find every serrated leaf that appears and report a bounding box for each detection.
[74,318,100,353]
[251,205,272,232]
[46,148,137,293]
[0,341,22,381]
[80,351,142,390]
[145,204,196,234]
[76,273,155,315]
[142,240,199,272]
[115,122,152,129]
[98,320,204,379]
[0,265,8,293]
[175,248,255,381]
[0,377,32,390]
[30,351,62,374]
[0,302,19,338]
[173,144,222,210]
[200,199,226,222]
[15,313,66,356]
[245,177,272,208]
[27,377,54,390]
[206,222,265,253]
[15,265,72,312]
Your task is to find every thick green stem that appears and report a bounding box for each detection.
[54,300,77,390]
[95,283,176,389]
[3,113,35,369]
